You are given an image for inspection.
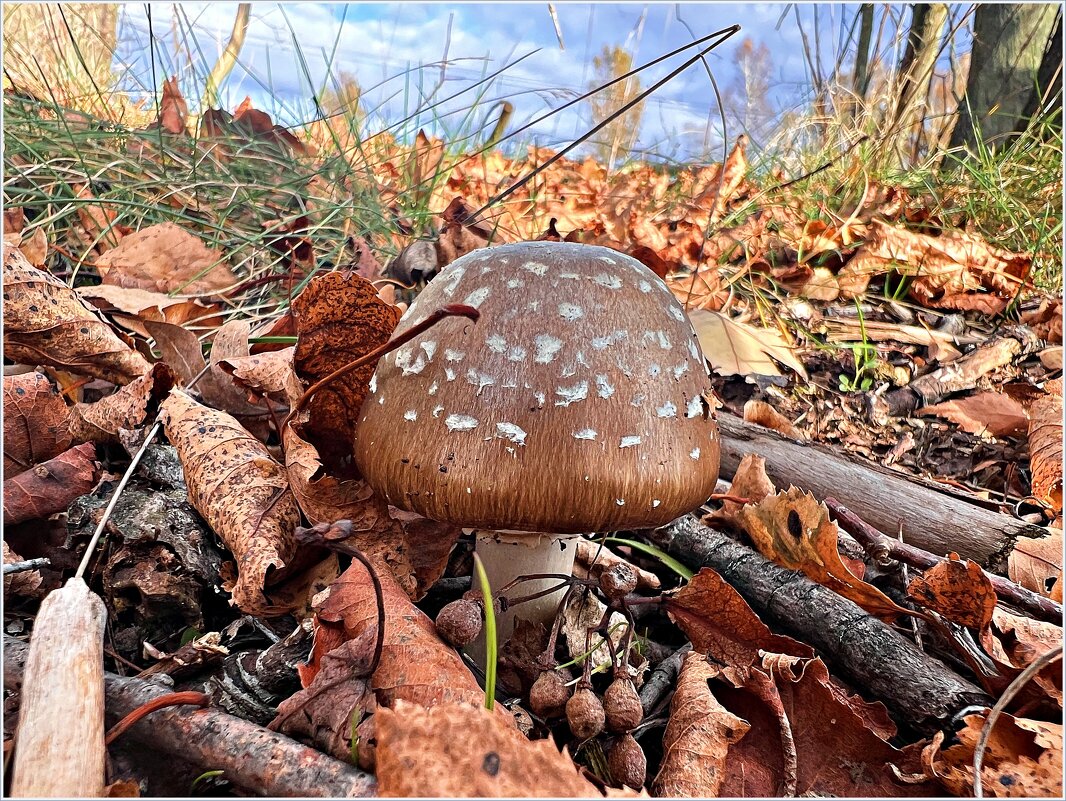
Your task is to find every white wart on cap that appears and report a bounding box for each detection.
[354,241,721,532]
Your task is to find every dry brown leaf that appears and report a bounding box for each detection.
[926,711,1062,797]
[919,392,1030,439]
[689,308,808,379]
[69,363,175,444]
[292,271,402,473]
[160,389,298,614]
[3,247,151,384]
[906,555,996,630]
[1009,530,1063,602]
[375,700,611,798]
[94,222,237,296]
[738,487,911,620]
[2,442,99,524]
[78,284,219,338]
[219,347,302,406]
[1029,380,1063,512]
[71,182,126,252]
[652,652,750,797]
[3,372,73,476]
[708,134,749,224]
[710,453,776,526]
[3,541,43,598]
[1022,297,1063,345]
[436,196,501,268]
[743,400,803,438]
[665,567,814,668]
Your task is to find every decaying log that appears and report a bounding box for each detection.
[4,636,377,798]
[650,516,992,736]
[871,325,1042,418]
[717,413,1049,571]
[826,497,1063,624]
[11,578,106,798]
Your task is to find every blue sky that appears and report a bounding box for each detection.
[112,3,974,161]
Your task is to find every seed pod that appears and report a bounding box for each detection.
[608,733,647,790]
[598,562,639,600]
[529,668,572,718]
[603,676,643,733]
[565,687,605,740]
[434,598,482,647]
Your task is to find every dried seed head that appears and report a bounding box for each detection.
[598,562,639,599]
[435,598,482,647]
[608,733,647,790]
[603,676,643,733]
[529,668,573,718]
[565,687,605,740]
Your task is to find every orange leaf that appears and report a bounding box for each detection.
[3,372,73,476]
[906,556,996,630]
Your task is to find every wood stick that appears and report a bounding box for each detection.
[4,636,377,798]
[871,325,1041,419]
[826,497,1063,624]
[649,516,992,736]
[11,577,106,798]
[717,412,1050,571]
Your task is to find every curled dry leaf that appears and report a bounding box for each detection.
[743,400,802,438]
[652,652,750,797]
[1009,530,1063,603]
[709,453,776,526]
[980,607,1064,705]
[219,347,302,406]
[738,487,912,620]
[925,711,1062,798]
[906,555,997,630]
[3,247,151,384]
[292,271,402,473]
[689,308,808,379]
[919,391,1030,439]
[436,196,501,269]
[2,442,99,525]
[708,134,749,224]
[4,541,44,598]
[1029,379,1063,512]
[94,222,237,296]
[69,362,175,444]
[562,588,637,677]
[3,372,73,476]
[159,390,298,614]
[78,284,219,339]
[665,567,813,670]
[375,700,616,798]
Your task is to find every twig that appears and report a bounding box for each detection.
[973,645,1063,798]
[105,691,210,745]
[3,558,50,575]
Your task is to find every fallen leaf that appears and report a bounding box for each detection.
[436,196,499,268]
[3,372,73,476]
[562,588,635,677]
[375,700,612,797]
[3,247,151,384]
[2,442,99,524]
[146,76,187,134]
[919,392,1029,438]
[926,711,1062,797]
[737,487,911,620]
[906,556,996,630]
[665,567,814,668]
[689,308,808,379]
[78,284,219,339]
[1008,530,1063,602]
[219,346,302,405]
[69,363,175,444]
[94,222,237,296]
[1029,380,1063,513]
[652,652,750,797]
[160,389,298,614]
[292,271,402,473]
[743,400,802,438]
[3,541,43,598]
[710,453,776,525]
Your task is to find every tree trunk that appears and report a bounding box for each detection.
[1018,8,1063,138]
[852,4,875,105]
[889,3,949,167]
[950,4,1060,151]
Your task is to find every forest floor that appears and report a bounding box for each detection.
[2,83,1063,798]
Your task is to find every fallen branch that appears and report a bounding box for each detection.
[649,516,992,736]
[4,636,377,798]
[717,413,1049,570]
[826,497,1063,624]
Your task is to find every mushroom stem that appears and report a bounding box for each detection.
[473,530,579,649]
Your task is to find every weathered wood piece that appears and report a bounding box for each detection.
[11,578,106,797]
[650,516,992,735]
[717,412,1049,571]
[4,636,377,798]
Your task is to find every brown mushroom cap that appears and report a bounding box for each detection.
[353,241,720,532]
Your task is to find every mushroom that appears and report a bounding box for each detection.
[353,241,720,644]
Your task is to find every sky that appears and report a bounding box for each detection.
[110,3,974,161]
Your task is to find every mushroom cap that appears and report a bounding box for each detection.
[353,241,720,532]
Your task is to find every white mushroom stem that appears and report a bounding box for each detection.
[473,529,579,649]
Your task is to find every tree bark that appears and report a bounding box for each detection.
[716,413,1051,571]
[950,3,1060,151]
[649,516,992,736]
[852,4,876,105]
[889,3,949,166]
[4,636,378,798]
[1018,8,1064,138]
